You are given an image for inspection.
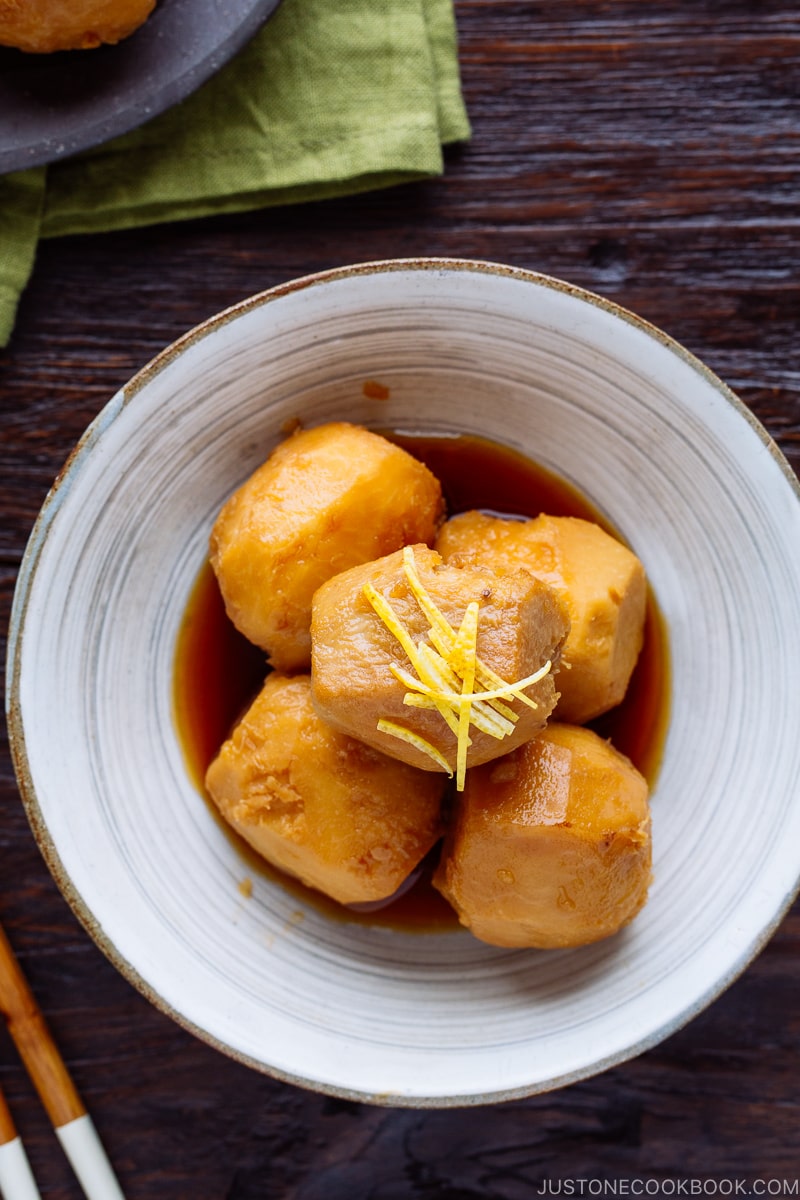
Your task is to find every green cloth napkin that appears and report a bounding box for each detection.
[0,0,469,346]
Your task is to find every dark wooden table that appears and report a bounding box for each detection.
[2,3,799,1196]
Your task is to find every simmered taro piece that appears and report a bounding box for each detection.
[434,724,652,948]
[0,0,156,51]
[311,544,570,781]
[205,674,446,906]
[210,422,443,671]
[436,512,646,724]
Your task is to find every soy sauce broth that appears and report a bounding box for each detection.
[172,431,670,931]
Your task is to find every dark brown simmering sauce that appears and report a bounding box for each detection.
[172,431,670,932]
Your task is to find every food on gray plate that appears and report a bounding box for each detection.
[436,511,646,724]
[205,673,446,907]
[210,422,443,672]
[0,0,156,52]
[311,543,570,785]
[433,723,652,948]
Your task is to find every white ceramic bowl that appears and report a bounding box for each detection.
[8,259,800,1106]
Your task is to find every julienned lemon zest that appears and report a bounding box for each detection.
[402,693,472,746]
[395,642,509,733]
[414,642,511,736]
[454,602,479,791]
[390,662,553,706]
[364,547,552,790]
[376,719,453,776]
[391,663,514,739]
[402,682,507,741]
[402,547,453,642]
[427,624,518,723]
[363,582,461,738]
[408,546,540,713]
[362,583,419,663]
[404,688,462,737]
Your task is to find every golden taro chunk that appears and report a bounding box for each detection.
[0,0,156,52]
[209,422,444,672]
[436,512,646,724]
[311,544,570,786]
[433,723,652,948]
[205,674,446,906]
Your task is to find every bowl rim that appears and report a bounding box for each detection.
[6,256,800,1107]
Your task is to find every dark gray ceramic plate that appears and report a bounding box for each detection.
[0,0,281,174]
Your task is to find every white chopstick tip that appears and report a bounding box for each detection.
[0,1135,43,1200]
[55,1115,126,1200]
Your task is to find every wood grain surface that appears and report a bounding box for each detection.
[1,2,798,1196]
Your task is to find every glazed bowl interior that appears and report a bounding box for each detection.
[8,260,800,1106]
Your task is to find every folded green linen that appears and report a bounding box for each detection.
[0,0,469,346]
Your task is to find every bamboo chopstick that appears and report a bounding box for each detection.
[0,1086,16,1145]
[0,1082,42,1200]
[0,921,126,1200]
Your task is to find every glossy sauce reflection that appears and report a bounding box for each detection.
[172,432,670,932]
